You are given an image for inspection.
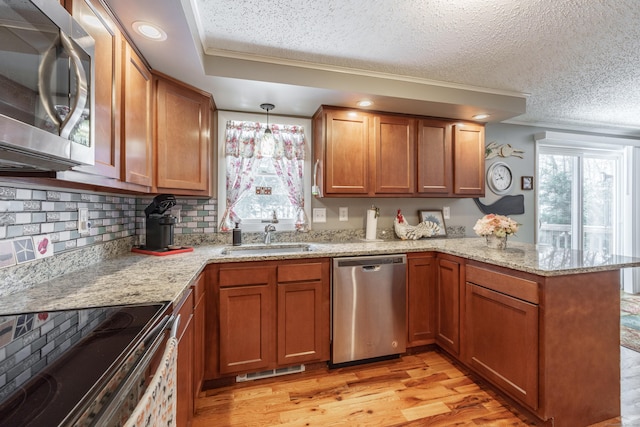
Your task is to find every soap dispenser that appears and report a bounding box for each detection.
[232,223,242,246]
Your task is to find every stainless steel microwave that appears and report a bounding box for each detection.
[0,0,95,172]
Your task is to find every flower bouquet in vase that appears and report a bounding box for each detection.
[472,213,519,249]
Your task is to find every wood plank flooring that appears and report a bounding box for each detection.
[194,347,640,427]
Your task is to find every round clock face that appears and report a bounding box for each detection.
[487,162,513,194]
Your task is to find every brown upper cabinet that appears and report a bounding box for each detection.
[61,1,214,196]
[153,72,212,196]
[417,119,452,194]
[453,123,485,195]
[65,0,122,179]
[122,42,153,188]
[313,106,485,198]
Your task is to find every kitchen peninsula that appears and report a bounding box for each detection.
[1,238,639,426]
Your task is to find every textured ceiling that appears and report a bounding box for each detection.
[106,0,640,134]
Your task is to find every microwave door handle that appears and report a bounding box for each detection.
[59,32,88,139]
[38,36,61,130]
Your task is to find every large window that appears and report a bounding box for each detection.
[536,132,640,292]
[217,111,312,233]
[537,146,623,254]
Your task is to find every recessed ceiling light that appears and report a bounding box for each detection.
[357,100,373,107]
[132,21,167,41]
[472,113,490,120]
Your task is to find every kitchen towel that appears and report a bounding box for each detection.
[365,208,378,240]
[125,337,177,427]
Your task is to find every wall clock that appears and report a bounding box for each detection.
[487,161,513,195]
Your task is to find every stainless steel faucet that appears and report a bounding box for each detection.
[264,210,278,244]
[264,223,276,244]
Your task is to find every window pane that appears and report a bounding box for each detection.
[583,157,616,254]
[538,153,575,248]
[234,157,295,221]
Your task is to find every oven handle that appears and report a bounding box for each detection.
[94,313,180,424]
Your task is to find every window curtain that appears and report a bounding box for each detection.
[271,124,309,232]
[218,120,309,232]
[218,121,259,232]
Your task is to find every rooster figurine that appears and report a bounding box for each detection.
[394,209,440,240]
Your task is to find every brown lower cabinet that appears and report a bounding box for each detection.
[464,265,539,410]
[196,253,620,426]
[435,254,462,356]
[206,259,331,379]
[192,273,206,411]
[174,288,194,427]
[407,253,437,346]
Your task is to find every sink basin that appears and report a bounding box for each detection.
[221,243,313,255]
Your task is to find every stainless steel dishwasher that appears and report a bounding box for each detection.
[332,254,407,364]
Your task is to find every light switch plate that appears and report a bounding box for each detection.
[339,207,348,221]
[313,208,326,223]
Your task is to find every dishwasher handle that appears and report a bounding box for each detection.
[335,255,406,268]
[362,265,381,272]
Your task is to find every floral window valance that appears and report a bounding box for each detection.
[225,120,305,160]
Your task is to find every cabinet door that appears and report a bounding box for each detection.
[192,274,205,408]
[175,290,194,427]
[277,281,326,365]
[417,119,452,195]
[276,261,330,365]
[66,0,121,178]
[324,110,369,194]
[407,254,436,346]
[122,43,153,187]
[155,76,210,195]
[218,284,275,375]
[465,282,539,410]
[452,123,485,195]
[436,257,460,355]
[373,115,415,194]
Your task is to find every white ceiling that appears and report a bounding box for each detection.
[104,0,640,135]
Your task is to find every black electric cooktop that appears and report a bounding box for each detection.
[0,303,168,427]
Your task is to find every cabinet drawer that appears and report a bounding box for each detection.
[219,266,272,287]
[277,263,323,283]
[466,264,538,304]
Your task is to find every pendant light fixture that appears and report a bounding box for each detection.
[260,103,275,145]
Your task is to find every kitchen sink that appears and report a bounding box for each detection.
[220,243,313,255]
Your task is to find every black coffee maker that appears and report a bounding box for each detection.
[143,194,177,251]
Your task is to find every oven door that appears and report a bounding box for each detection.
[86,315,180,426]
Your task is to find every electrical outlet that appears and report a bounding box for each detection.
[443,206,450,219]
[78,208,90,235]
[339,207,348,221]
[313,208,326,223]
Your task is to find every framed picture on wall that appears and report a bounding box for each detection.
[418,210,447,237]
[522,176,534,190]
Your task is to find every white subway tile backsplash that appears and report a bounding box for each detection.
[15,189,31,200]
[15,213,31,224]
[40,223,54,233]
[41,202,55,211]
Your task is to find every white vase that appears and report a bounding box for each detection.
[486,234,507,250]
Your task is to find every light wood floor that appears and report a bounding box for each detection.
[194,347,640,427]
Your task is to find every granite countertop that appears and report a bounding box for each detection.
[1,237,639,315]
